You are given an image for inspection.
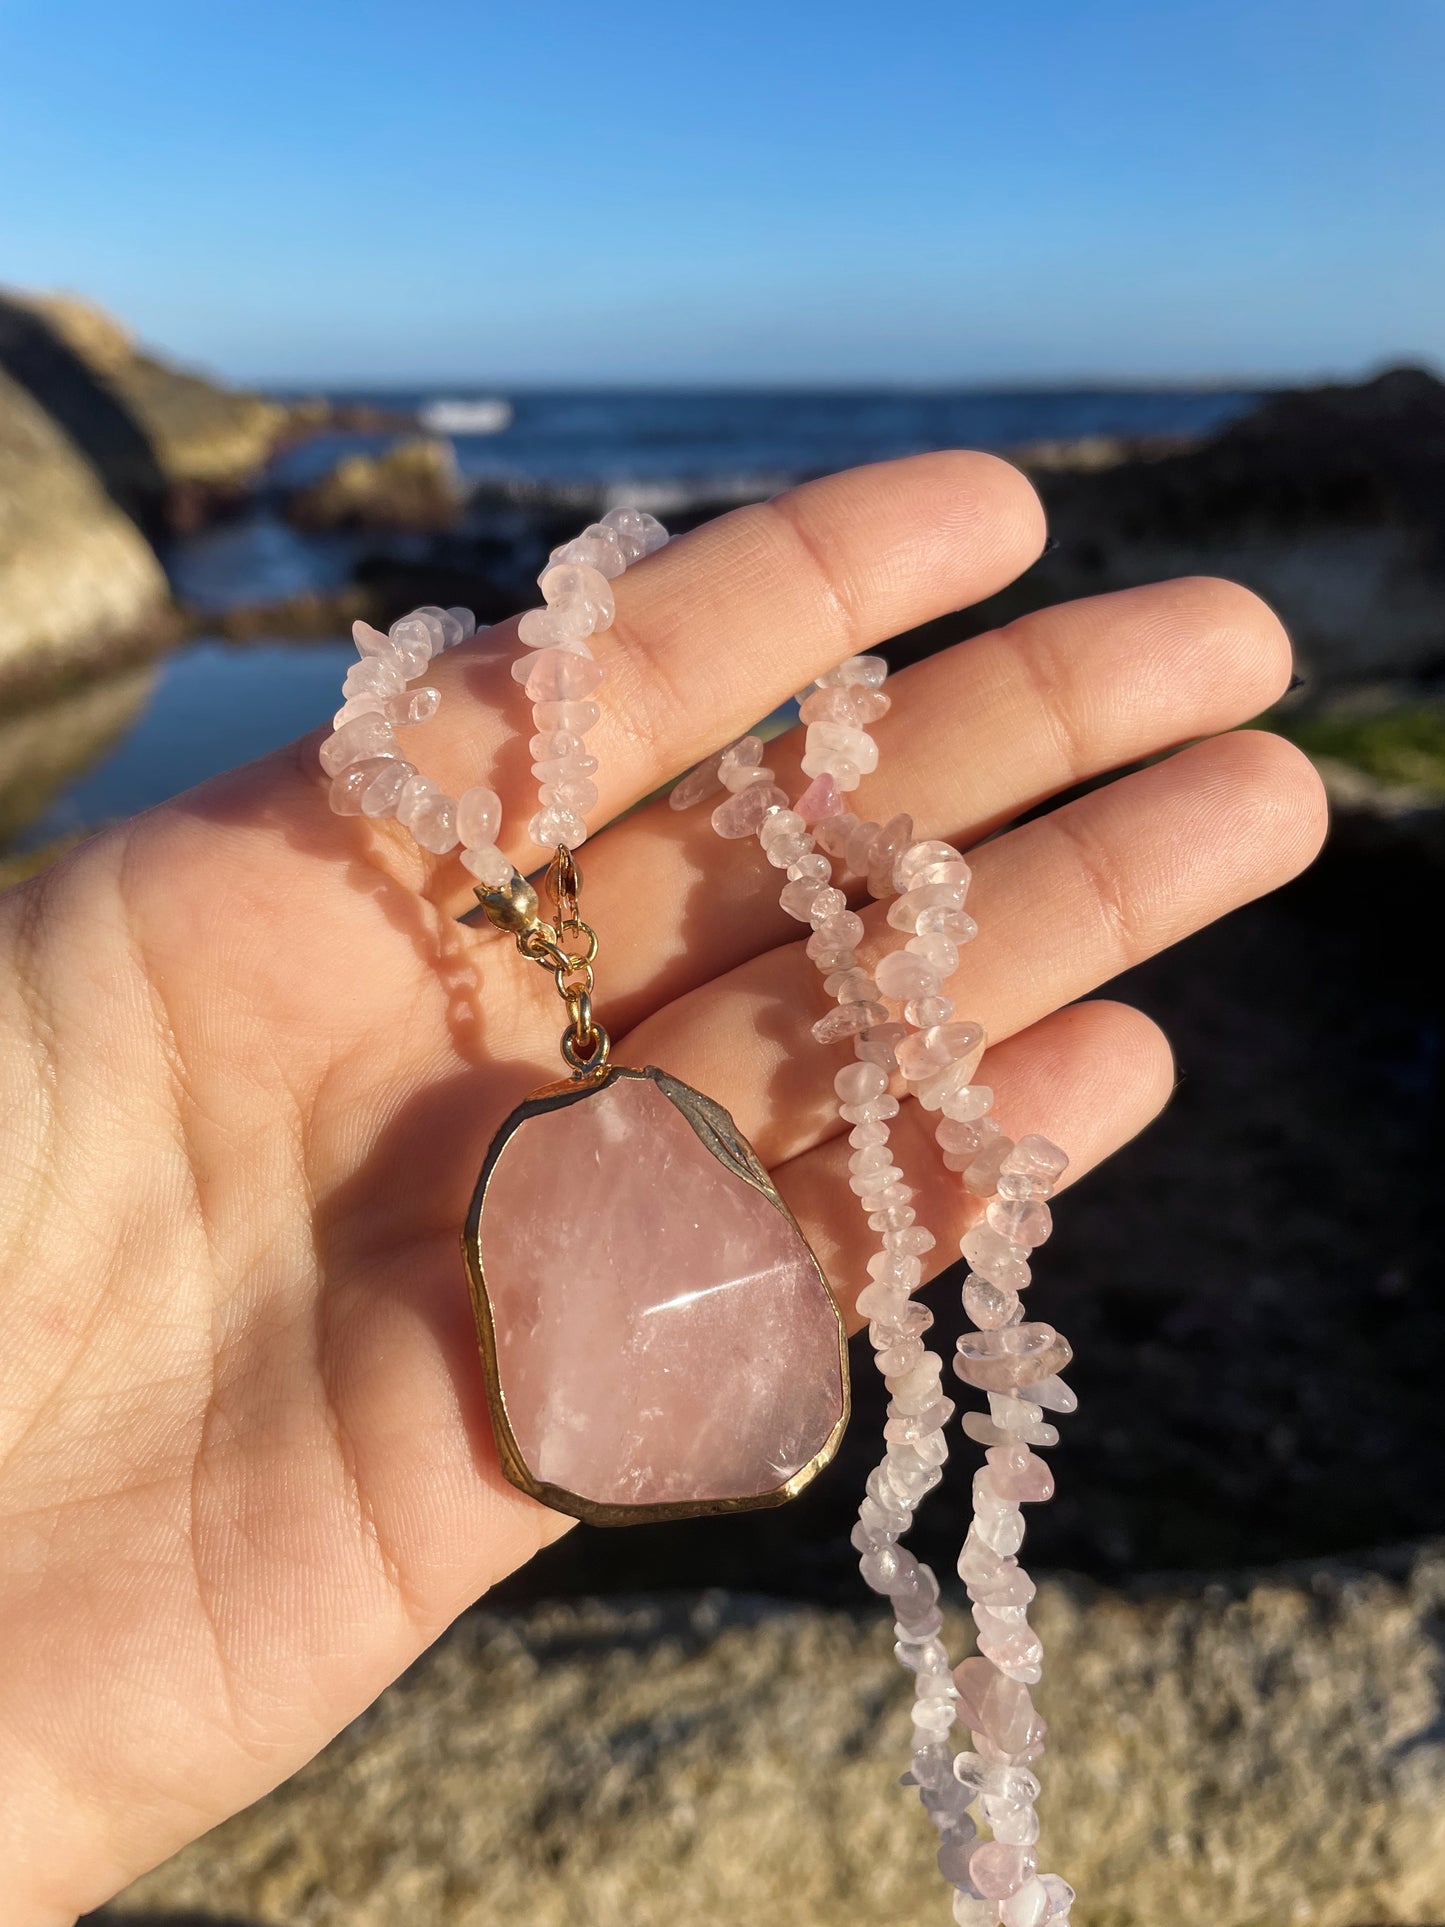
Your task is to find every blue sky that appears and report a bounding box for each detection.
[0,0,1440,385]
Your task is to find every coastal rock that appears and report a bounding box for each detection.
[289,435,465,531]
[0,364,169,694]
[97,1550,1445,1927]
[946,368,1445,690]
[0,290,285,529]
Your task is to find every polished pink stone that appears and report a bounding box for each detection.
[475,1070,845,1512]
[796,773,843,824]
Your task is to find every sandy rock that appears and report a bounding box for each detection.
[100,1550,1445,1927]
[289,436,465,532]
[0,364,169,693]
[0,291,285,525]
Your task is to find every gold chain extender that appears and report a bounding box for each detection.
[475,846,609,1075]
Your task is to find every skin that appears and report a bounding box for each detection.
[0,453,1327,1923]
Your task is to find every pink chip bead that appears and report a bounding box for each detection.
[711,781,788,839]
[955,1324,1072,1392]
[518,605,592,649]
[398,785,458,853]
[522,649,606,702]
[985,1446,1055,1502]
[866,812,914,896]
[360,759,415,817]
[329,756,395,815]
[960,1223,1031,1290]
[874,950,940,1002]
[800,685,892,727]
[530,804,587,849]
[457,785,502,849]
[855,1020,907,1070]
[461,844,513,887]
[964,1278,1021,1329]
[780,878,829,921]
[547,525,628,579]
[940,1082,993,1124]
[320,714,398,774]
[333,693,386,729]
[670,753,726,810]
[835,1061,889,1105]
[343,657,404,698]
[815,652,887,689]
[1003,1134,1070,1183]
[969,1843,1037,1901]
[894,837,964,892]
[808,720,879,775]
[1040,1875,1076,1919]
[1000,1875,1050,1927]
[811,1002,888,1044]
[898,1017,981,1078]
[966,1131,1017,1197]
[534,698,601,735]
[988,1197,1054,1248]
[795,772,843,824]
[538,561,615,634]
[601,504,668,557]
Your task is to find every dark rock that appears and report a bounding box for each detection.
[947,367,1445,688]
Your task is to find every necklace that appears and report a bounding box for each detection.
[318,509,1076,1927]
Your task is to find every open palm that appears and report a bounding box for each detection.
[0,454,1325,1924]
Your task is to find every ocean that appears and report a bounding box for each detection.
[24,386,1259,843]
[269,384,1257,504]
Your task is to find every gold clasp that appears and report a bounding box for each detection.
[474,846,609,1078]
[475,869,541,936]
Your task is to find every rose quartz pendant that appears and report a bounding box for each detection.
[463,1064,849,1523]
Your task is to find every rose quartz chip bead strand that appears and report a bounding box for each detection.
[670,653,1076,1927]
[320,602,513,870]
[512,506,668,850]
[856,832,1075,1927]
[671,657,968,1909]
[321,508,668,878]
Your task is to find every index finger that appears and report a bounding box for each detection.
[407,451,1046,893]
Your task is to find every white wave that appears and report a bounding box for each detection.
[420,397,513,435]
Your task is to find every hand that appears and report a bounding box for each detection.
[0,454,1325,1922]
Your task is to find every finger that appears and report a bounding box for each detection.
[582,575,1295,1026]
[775,998,1175,1327]
[116,455,1040,1131]
[405,451,1044,882]
[619,729,1326,1168]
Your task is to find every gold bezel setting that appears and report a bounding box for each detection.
[461,1062,851,1527]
